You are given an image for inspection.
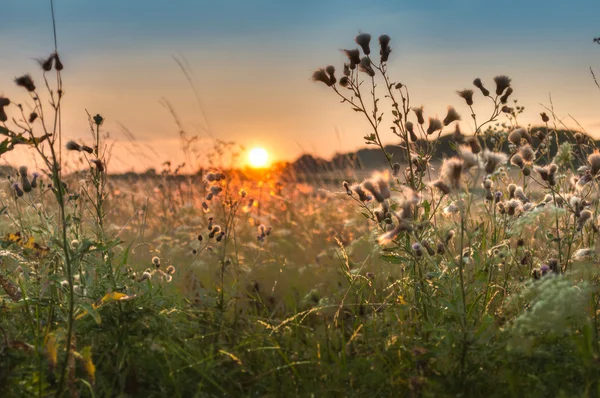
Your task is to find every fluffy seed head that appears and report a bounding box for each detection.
[443,107,461,126]
[359,57,375,77]
[379,34,392,62]
[66,141,81,151]
[493,75,511,95]
[152,256,160,266]
[511,153,524,168]
[588,151,600,175]
[518,145,535,163]
[431,179,450,195]
[500,87,513,104]
[426,118,443,135]
[312,68,333,86]
[343,49,361,69]
[481,150,508,174]
[355,33,372,55]
[457,89,474,106]
[440,157,464,189]
[15,74,36,92]
[473,78,490,96]
[412,106,425,125]
[465,136,481,154]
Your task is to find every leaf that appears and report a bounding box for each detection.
[80,346,96,384]
[77,303,101,324]
[381,253,408,264]
[100,291,128,304]
[45,334,58,368]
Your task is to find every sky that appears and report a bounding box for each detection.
[1,0,599,172]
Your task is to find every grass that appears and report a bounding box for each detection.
[1,7,600,398]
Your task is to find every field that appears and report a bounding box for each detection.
[2,8,600,398]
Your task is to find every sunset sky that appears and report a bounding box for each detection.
[1,0,599,172]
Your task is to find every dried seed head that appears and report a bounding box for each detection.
[342,49,361,69]
[452,124,464,143]
[325,65,336,85]
[339,76,350,87]
[28,112,38,123]
[90,159,104,172]
[457,145,478,169]
[540,112,550,123]
[465,136,481,154]
[412,106,425,125]
[511,153,524,168]
[13,183,23,198]
[379,34,392,62]
[440,157,464,189]
[138,271,151,282]
[37,54,54,71]
[493,75,511,95]
[431,179,450,195]
[0,97,10,107]
[481,150,508,174]
[166,265,176,274]
[508,184,517,198]
[412,243,423,257]
[457,89,474,106]
[573,248,593,260]
[588,151,600,175]
[500,87,513,104]
[514,186,529,203]
[355,33,372,55]
[312,68,333,86]
[473,78,490,96]
[66,141,82,151]
[426,118,443,135]
[392,163,401,177]
[15,74,36,92]
[443,107,461,126]
[53,52,64,71]
[518,145,535,163]
[342,181,352,195]
[359,57,375,77]
[483,179,493,190]
[152,256,161,267]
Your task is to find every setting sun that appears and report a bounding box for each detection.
[248,147,269,168]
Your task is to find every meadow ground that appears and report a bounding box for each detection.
[1,24,600,398]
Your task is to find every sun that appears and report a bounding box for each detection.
[248,147,269,168]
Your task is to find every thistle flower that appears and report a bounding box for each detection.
[501,106,513,114]
[343,63,351,76]
[19,166,31,193]
[457,145,478,169]
[500,87,513,104]
[362,179,388,203]
[493,75,511,95]
[540,112,550,123]
[578,209,593,231]
[28,112,38,123]
[37,54,54,71]
[209,225,221,239]
[81,145,93,154]
[342,181,352,195]
[430,179,450,195]
[15,74,36,92]
[392,163,401,177]
[31,172,39,188]
[405,122,417,142]
[339,76,350,87]
[376,177,391,200]
[481,150,508,174]
[518,145,535,163]
[379,34,391,62]
[426,118,442,135]
[53,52,64,71]
[359,57,375,77]
[355,33,371,55]
[457,89,474,106]
[443,107,461,126]
[445,230,455,245]
[506,199,522,216]
[312,68,333,86]
[152,256,161,267]
[138,271,151,282]
[343,49,361,69]
[353,184,371,202]
[412,107,425,125]
[465,136,481,154]
[511,153,524,169]
[210,185,223,196]
[514,186,529,203]
[412,243,423,257]
[588,151,600,175]
[576,174,593,190]
[0,97,9,107]
[325,65,336,85]
[440,157,464,189]
[483,179,493,190]
[166,265,176,275]
[473,78,490,96]
[508,184,517,199]
[66,141,82,151]
[90,159,104,172]
[13,183,23,198]
[216,231,226,242]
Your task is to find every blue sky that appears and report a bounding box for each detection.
[1,1,599,171]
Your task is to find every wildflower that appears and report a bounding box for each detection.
[443,203,460,215]
[495,191,503,203]
[508,128,530,146]
[457,89,474,106]
[53,52,64,71]
[445,230,455,245]
[362,179,387,203]
[493,75,511,95]
[216,231,226,242]
[90,159,104,172]
[343,63,351,76]
[576,174,593,190]
[412,107,425,125]
[152,256,161,268]
[209,225,221,239]
[37,54,54,71]
[210,185,223,195]
[405,121,417,142]
[312,68,333,86]
[379,34,391,62]
[31,172,39,188]
[473,78,490,96]
[353,184,371,202]
[457,145,478,169]
[506,199,522,216]
[514,186,529,203]
[501,106,513,114]
[588,151,600,175]
[201,202,209,211]
[412,243,423,257]
[483,179,493,190]
[500,87,513,104]
[13,183,23,197]
[15,74,36,92]
[208,217,214,230]
[325,65,336,85]
[66,141,81,151]
[430,179,450,195]
[28,112,38,123]
[339,76,350,87]
[355,33,371,55]
[465,136,481,154]
[578,209,592,231]
[342,181,352,195]
[81,145,93,154]
[426,118,443,135]
[443,107,461,126]
[518,145,535,163]
[511,153,524,169]
[166,265,176,274]
[481,150,508,174]
[540,112,550,123]
[342,49,361,69]
[359,57,375,77]
[508,184,517,199]
[440,157,464,189]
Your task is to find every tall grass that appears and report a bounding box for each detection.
[0,7,599,398]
